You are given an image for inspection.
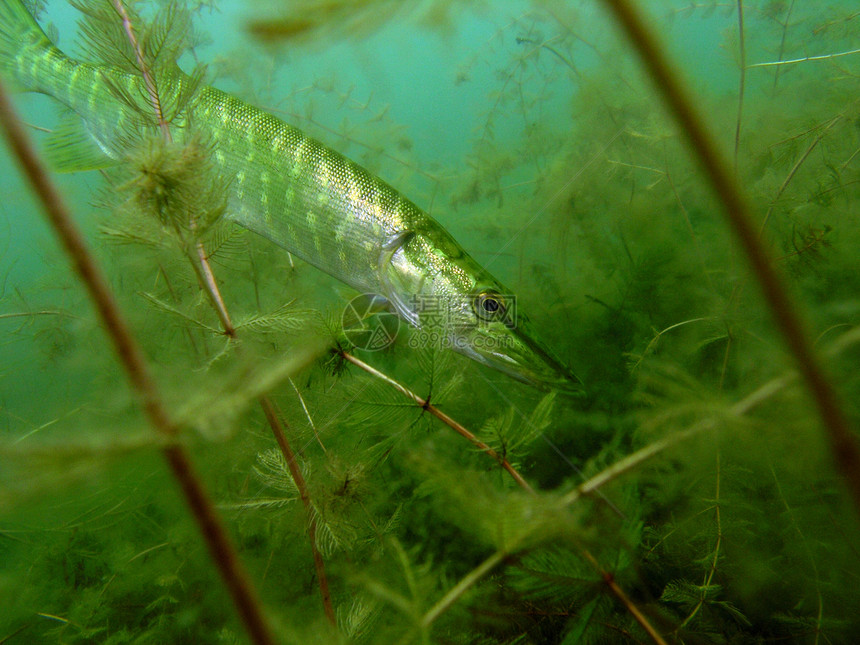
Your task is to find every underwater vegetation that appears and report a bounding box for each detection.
[1,0,860,643]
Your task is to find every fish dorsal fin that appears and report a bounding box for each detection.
[44,116,117,173]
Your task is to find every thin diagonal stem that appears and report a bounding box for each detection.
[579,548,668,645]
[561,366,798,511]
[186,237,236,337]
[260,397,336,625]
[0,79,275,645]
[0,310,66,319]
[338,350,534,493]
[344,350,666,643]
[420,362,812,641]
[420,550,507,628]
[677,452,721,631]
[758,116,841,236]
[599,0,860,517]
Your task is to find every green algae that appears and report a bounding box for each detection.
[1,1,859,643]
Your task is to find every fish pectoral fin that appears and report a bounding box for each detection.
[346,292,391,318]
[378,231,420,327]
[44,116,117,173]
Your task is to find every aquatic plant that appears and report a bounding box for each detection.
[1,0,859,643]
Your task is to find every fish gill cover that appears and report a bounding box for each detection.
[0,0,859,643]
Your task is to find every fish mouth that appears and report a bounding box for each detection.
[456,330,585,396]
[517,339,585,395]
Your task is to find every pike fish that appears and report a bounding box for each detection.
[0,0,582,393]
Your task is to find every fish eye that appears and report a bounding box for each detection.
[474,291,506,321]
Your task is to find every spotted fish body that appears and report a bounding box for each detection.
[194,85,455,298]
[0,0,582,393]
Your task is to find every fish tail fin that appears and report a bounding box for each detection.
[0,1,121,172]
[0,0,65,92]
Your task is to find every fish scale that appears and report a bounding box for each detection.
[0,0,583,393]
[198,84,423,292]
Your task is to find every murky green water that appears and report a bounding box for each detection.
[1,1,859,642]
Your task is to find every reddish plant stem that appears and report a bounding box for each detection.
[260,397,336,625]
[109,0,335,623]
[0,79,275,645]
[599,0,860,517]
[110,0,171,141]
[109,0,231,341]
[579,548,668,645]
[338,350,534,493]
[185,234,236,338]
[338,354,667,640]
[186,226,336,625]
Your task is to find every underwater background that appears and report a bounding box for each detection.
[1,0,860,643]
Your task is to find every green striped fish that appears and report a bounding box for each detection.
[0,0,582,394]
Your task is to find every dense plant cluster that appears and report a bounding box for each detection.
[1,1,859,643]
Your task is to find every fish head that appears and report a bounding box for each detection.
[381,229,584,395]
[452,294,584,395]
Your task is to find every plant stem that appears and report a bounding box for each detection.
[110,0,170,141]
[560,367,796,511]
[749,46,860,68]
[771,0,795,89]
[345,350,666,642]
[260,397,336,625]
[734,0,745,171]
[677,452,721,631]
[338,350,534,493]
[185,195,336,627]
[186,238,236,337]
[598,0,860,517]
[579,548,668,645]
[0,310,66,319]
[108,0,335,624]
[290,377,326,452]
[560,424,708,509]
[758,115,841,236]
[0,79,275,645]
[420,550,507,628]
